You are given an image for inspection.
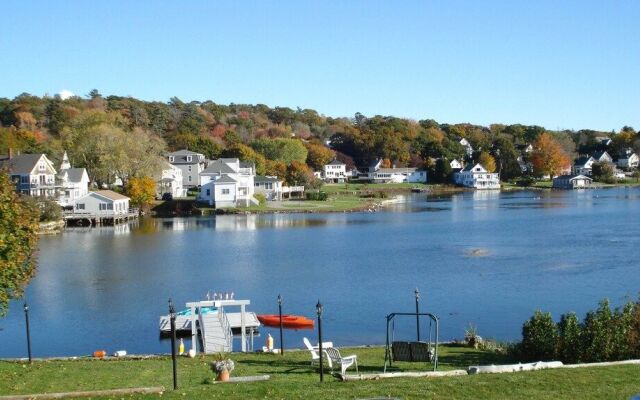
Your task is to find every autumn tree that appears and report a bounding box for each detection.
[478,151,497,173]
[286,161,321,189]
[126,176,156,210]
[250,138,308,165]
[305,142,335,171]
[531,133,571,178]
[0,172,39,315]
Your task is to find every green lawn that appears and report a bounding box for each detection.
[1,346,639,399]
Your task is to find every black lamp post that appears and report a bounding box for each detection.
[277,294,284,356]
[316,300,324,382]
[168,299,178,390]
[415,288,420,341]
[23,302,32,363]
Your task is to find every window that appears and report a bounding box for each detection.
[187,156,192,162]
[169,156,174,162]
[265,183,273,190]
[206,189,210,196]
[188,166,192,172]
[39,163,45,171]
[76,203,85,210]
[20,176,28,184]
[107,203,113,210]
[188,176,192,182]
[99,203,107,211]
[222,188,230,195]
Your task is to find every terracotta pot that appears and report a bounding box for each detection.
[216,368,230,382]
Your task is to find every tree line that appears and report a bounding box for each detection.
[1,91,638,187]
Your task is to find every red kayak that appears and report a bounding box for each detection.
[257,314,315,330]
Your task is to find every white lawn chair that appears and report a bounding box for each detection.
[303,337,332,368]
[325,347,358,375]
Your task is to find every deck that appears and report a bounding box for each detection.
[63,209,139,226]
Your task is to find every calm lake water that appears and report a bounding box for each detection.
[2,188,640,358]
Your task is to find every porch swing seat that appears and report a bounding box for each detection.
[392,341,434,362]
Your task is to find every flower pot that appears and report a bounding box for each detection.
[216,368,230,382]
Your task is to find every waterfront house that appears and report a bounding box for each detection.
[0,152,58,197]
[573,156,595,176]
[552,174,593,189]
[356,159,427,183]
[157,161,187,198]
[198,158,257,207]
[254,175,284,200]
[70,190,131,216]
[454,163,500,189]
[167,149,207,188]
[323,159,346,183]
[57,151,90,206]
[516,143,533,154]
[616,151,639,170]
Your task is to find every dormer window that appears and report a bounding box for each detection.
[169,156,174,162]
[39,163,45,171]
[187,156,192,162]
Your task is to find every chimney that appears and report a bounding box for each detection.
[8,148,13,160]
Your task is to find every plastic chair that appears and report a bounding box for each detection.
[325,347,358,375]
[302,337,332,368]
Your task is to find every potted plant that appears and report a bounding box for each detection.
[210,353,235,382]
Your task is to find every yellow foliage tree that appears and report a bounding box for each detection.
[126,176,156,209]
[478,152,497,173]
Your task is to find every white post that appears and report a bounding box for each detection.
[240,304,246,352]
[190,305,197,353]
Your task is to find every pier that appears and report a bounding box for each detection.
[63,208,139,226]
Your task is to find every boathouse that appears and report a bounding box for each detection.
[552,174,593,189]
[65,190,137,226]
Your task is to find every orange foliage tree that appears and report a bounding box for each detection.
[531,133,571,178]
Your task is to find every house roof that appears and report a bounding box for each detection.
[574,156,594,167]
[592,151,611,160]
[65,168,88,183]
[328,159,345,166]
[376,167,417,173]
[239,161,253,169]
[0,154,50,174]
[461,163,486,172]
[554,174,592,181]
[167,149,204,164]
[202,160,237,175]
[93,190,129,201]
[255,175,280,183]
[215,175,237,184]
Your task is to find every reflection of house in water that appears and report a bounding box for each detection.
[472,190,501,201]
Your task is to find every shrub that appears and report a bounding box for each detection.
[305,191,328,201]
[557,312,582,363]
[253,193,267,205]
[581,299,614,362]
[39,198,62,222]
[521,310,558,361]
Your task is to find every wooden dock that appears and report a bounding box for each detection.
[63,209,139,227]
[158,312,260,334]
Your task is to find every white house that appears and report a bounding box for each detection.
[323,159,346,183]
[356,159,427,183]
[454,163,500,189]
[157,161,187,198]
[617,152,639,170]
[552,174,593,189]
[592,151,613,164]
[0,152,58,197]
[517,144,533,154]
[573,156,595,176]
[198,158,257,208]
[254,175,284,201]
[458,138,474,157]
[57,151,90,206]
[167,149,208,188]
[450,159,463,171]
[71,190,131,216]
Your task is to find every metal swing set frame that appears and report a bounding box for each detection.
[383,312,439,373]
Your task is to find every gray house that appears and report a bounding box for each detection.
[167,150,207,188]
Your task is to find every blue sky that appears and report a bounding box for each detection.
[1,1,638,131]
